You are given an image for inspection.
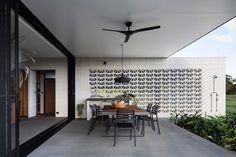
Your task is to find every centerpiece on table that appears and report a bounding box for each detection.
[112,91,139,108]
[112,100,128,108]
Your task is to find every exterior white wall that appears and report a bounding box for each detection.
[27,58,68,117]
[76,57,225,118]
[28,70,36,117]
[40,74,44,114]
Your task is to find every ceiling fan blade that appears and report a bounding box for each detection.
[133,25,160,33]
[102,29,125,34]
[124,34,131,43]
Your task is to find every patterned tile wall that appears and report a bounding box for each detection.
[89,68,202,114]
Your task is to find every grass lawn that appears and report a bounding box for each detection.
[226,95,236,113]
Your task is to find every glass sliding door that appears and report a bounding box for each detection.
[0,0,19,157]
[17,1,74,156]
[10,5,19,157]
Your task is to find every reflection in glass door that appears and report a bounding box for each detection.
[0,0,19,157]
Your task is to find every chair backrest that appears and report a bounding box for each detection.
[92,104,102,116]
[146,103,152,112]
[116,110,135,123]
[90,105,97,116]
[151,105,160,114]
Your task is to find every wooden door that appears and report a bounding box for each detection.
[45,79,55,114]
[36,72,41,114]
[20,77,28,117]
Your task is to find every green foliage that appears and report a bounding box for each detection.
[226,75,236,94]
[77,104,85,118]
[226,95,236,113]
[171,113,236,151]
[121,91,139,105]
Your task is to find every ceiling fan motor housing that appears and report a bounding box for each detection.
[125,21,132,28]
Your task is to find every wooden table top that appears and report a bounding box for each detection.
[102,105,145,112]
[86,97,131,101]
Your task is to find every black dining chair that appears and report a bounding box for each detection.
[150,104,161,135]
[88,105,97,135]
[88,104,109,135]
[136,103,152,135]
[114,110,136,146]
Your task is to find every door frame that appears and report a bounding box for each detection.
[44,71,56,116]
[0,0,19,157]
[0,0,75,156]
[5,0,75,157]
[44,78,55,115]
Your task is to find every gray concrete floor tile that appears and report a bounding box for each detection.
[20,116,64,144]
[28,119,236,157]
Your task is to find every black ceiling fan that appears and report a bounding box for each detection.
[102,21,160,43]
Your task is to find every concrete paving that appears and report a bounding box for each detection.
[20,117,64,144]
[29,119,236,157]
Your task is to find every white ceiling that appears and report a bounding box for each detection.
[19,17,65,58]
[21,0,236,58]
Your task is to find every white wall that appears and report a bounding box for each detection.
[27,58,68,117]
[40,73,44,114]
[28,70,36,117]
[75,57,225,118]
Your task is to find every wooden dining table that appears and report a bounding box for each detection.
[102,105,147,115]
[101,105,148,137]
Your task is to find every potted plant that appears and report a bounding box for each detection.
[77,103,85,118]
[121,91,139,106]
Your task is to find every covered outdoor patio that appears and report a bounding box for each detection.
[1,0,235,157]
[28,119,235,157]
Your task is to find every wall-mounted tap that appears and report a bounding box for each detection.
[213,75,217,92]
[210,75,219,112]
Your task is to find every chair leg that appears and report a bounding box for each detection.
[141,118,145,136]
[92,117,96,130]
[147,116,150,127]
[88,119,93,135]
[156,115,161,135]
[133,126,136,147]
[137,118,140,131]
[114,124,116,147]
[130,129,132,140]
[141,120,143,136]
[112,115,115,126]
[91,117,94,131]
[151,115,155,131]
[106,118,109,135]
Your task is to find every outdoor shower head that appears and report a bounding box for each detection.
[213,75,218,79]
